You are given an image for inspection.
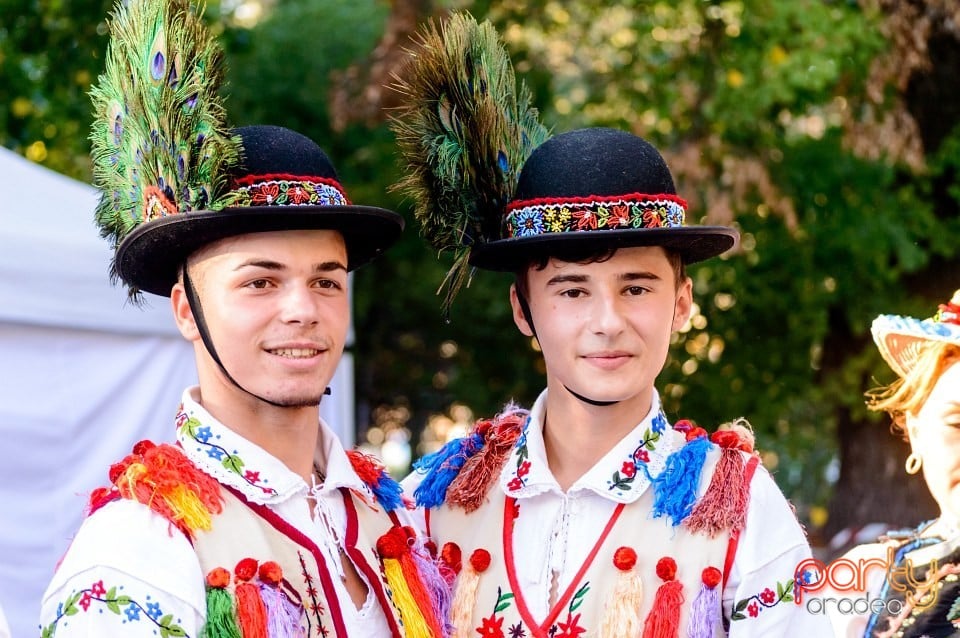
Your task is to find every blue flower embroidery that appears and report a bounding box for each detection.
[125,605,141,621]
[194,426,213,443]
[515,209,544,237]
[206,447,225,460]
[145,601,163,620]
[651,411,668,434]
[665,206,683,227]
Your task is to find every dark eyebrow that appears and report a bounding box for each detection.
[544,271,663,286]
[545,274,589,286]
[620,271,663,282]
[233,259,348,273]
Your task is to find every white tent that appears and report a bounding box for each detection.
[0,147,354,638]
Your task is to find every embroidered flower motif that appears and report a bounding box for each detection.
[515,209,545,237]
[78,591,93,611]
[556,612,586,638]
[145,601,163,620]
[651,411,668,434]
[610,204,631,227]
[507,477,524,491]
[642,208,662,228]
[633,449,650,463]
[287,184,311,205]
[194,425,213,443]
[206,446,225,460]
[478,613,506,638]
[732,577,796,621]
[573,208,597,230]
[747,601,759,617]
[245,470,261,482]
[508,623,527,638]
[41,581,186,638]
[250,182,280,205]
[124,605,141,621]
[665,205,684,227]
[620,461,637,478]
[760,587,776,604]
[90,580,106,597]
[595,206,610,228]
[517,460,531,478]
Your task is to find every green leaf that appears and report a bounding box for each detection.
[222,454,244,474]
[731,612,746,621]
[735,598,749,612]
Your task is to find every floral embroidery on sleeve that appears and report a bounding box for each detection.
[41,579,189,637]
[731,577,796,621]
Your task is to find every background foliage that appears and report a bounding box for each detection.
[3,0,959,540]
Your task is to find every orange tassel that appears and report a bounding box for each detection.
[642,557,683,638]
[234,559,268,638]
[446,410,526,512]
[600,546,644,638]
[451,549,490,636]
[684,421,755,537]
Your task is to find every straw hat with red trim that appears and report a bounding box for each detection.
[871,290,960,378]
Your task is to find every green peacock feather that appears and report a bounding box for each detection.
[391,12,550,312]
[90,0,239,292]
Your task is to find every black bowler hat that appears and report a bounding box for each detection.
[468,127,738,272]
[115,125,404,297]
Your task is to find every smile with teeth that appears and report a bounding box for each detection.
[269,348,321,358]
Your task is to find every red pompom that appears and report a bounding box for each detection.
[656,556,677,581]
[702,566,722,589]
[258,561,283,585]
[685,426,708,441]
[673,419,695,433]
[612,546,637,571]
[376,527,408,559]
[711,430,752,452]
[132,440,156,455]
[108,461,126,484]
[441,542,462,574]
[470,548,491,573]
[206,567,231,588]
[234,558,258,581]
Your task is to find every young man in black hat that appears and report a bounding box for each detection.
[394,15,829,637]
[40,3,443,637]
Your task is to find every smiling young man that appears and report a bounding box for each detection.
[396,83,830,633]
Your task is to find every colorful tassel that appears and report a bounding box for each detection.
[451,549,490,636]
[410,537,454,637]
[600,546,644,638]
[345,450,403,511]
[87,486,120,516]
[257,561,303,638]
[107,439,222,538]
[377,527,444,638]
[642,557,684,638]
[684,421,756,537]
[413,432,485,508]
[446,410,527,512]
[687,567,722,638]
[203,567,242,638]
[651,434,712,527]
[234,558,268,638]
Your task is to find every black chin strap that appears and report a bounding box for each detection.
[515,288,619,407]
[182,267,330,408]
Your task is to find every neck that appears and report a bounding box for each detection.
[541,383,654,492]
[194,382,321,484]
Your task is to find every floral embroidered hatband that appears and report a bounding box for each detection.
[225,174,349,208]
[504,194,686,239]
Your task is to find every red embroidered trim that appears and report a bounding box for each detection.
[506,192,687,213]
[232,173,345,190]
[721,455,760,591]
[503,497,626,637]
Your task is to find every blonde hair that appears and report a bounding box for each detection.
[866,342,960,436]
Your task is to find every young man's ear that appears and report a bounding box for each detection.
[509,283,535,337]
[170,279,200,342]
[671,276,694,332]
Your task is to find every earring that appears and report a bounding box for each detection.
[905,452,922,475]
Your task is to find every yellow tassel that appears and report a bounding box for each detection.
[383,558,434,638]
[601,546,644,638]
[165,484,214,531]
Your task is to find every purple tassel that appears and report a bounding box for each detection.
[410,542,454,637]
[259,584,304,638]
[688,567,722,638]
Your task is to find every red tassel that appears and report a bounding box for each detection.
[642,557,684,638]
[376,527,445,638]
[446,410,526,512]
[439,542,462,587]
[234,559,268,638]
[684,421,756,537]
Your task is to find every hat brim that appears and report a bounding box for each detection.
[871,314,960,378]
[116,205,403,297]
[468,226,738,272]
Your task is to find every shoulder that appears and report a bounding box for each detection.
[42,498,206,623]
[406,406,529,511]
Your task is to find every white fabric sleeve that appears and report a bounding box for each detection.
[724,464,836,637]
[39,499,206,637]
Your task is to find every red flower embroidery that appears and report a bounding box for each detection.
[760,587,776,604]
[573,209,597,230]
[244,470,260,482]
[610,204,631,227]
[79,591,93,611]
[251,183,280,205]
[633,449,650,463]
[90,580,106,597]
[748,600,759,617]
[620,461,636,478]
[507,477,523,491]
[642,210,662,228]
[517,460,532,478]
[477,614,505,638]
[556,612,586,638]
[288,184,311,204]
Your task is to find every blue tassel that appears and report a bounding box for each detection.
[651,436,712,526]
[413,433,485,508]
[370,471,404,511]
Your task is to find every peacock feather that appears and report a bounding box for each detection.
[391,12,550,312]
[90,0,239,292]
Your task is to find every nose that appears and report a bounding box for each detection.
[592,290,626,336]
[278,284,320,325]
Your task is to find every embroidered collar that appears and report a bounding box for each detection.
[175,387,374,507]
[499,389,684,504]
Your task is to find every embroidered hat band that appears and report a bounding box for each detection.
[504,193,687,238]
